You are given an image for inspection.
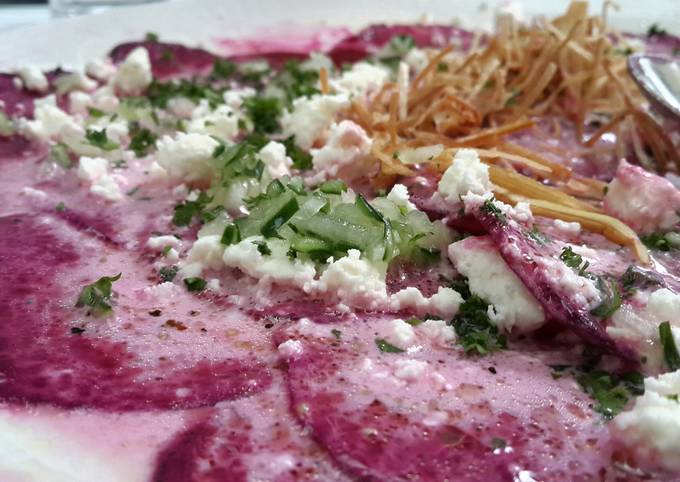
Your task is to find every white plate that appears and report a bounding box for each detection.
[0,0,677,70]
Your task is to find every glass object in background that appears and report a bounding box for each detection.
[49,0,166,18]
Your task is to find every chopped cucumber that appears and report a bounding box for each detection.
[236,190,299,238]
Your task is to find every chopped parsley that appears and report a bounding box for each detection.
[283,136,313,170]
[75,273,121,316]
[211,58,237,79]
[376,34,416,69]
[146,79,223,109]
[50,143,72,168]
[640,232,673,251]
[252,239,272,256]
[659,321,680,371]
[375,338,405,353]
[87,106,106,118]
[128,123,157,157]
[559,246,584,269]
[589,277,621,319]
[172,192,212,227]
[647,23,667,37]
[452,284,506,356]
[479,197,506,223]
[575,369,644,420]
[331,329,342,340]
[620,265,663,297]
[145,32,159,42]
[85,128,119,151]
[220,223,241,245]
[184,277,207,293]
[490,437,507,451]
[273,60,320,104]
[159,266,178,282]
[215,136,267,183]
[243,96,282,134]
[55,202,66,212]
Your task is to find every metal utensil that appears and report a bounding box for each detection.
[628,53,680,120]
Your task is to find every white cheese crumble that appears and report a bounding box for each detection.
[437,148,492,202]
[536,254,601,310]
[609,288,680,368]
[390,286,462,320]
[77,156,122,201]
[448,236,545,333]
[20,187,48,199]
[419,319,456,344]
[277,339,304,359]
[187,101,240,141]
[386,184,416,211]
[604,160,680,234]
[146,235,181,251]
[156,132,219,183]
[330,62,390,98]
[280,93,349,150]
[309,120,372,183]
[77,156,108,182]
[614,370,680,471]
[258,141,293,179]
[185,234,225,272]
[314,249,389,310]
[393,359,428,381]
[85,57,117,81]
[553,219,582,235]
[114,47,153,95]
[23,95,83,142]
[54,72,97,95]
[388,318,416,348]
[16,66,48,93]
[223,236,317,290]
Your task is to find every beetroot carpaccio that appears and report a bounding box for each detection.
[2,3,680,481]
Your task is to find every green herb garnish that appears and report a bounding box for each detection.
[85,128,119,151]
[640,232,672,251]
[283,136,313,170]
[576,369,643,420]
[211,58,237,79]
[243,96,282,134]
[647,23,667,37]
[453,292,506,356]
[375,338,405,353]
[159,266,178,282]
[589,277,622,319]
[75,273,121,316]
[252,239,272,256]
[128,124,157,157]
[87,107,106,118]
[331,329,342,339]
[145,32,159,42]
[659,321,680,371]
[184,277,207,293]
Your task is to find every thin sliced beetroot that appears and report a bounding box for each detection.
[152,384,348,482]
[109,41,216,79]
[327,24,474,64]
[276,316,615,482]
[0,214,271,410]
[471,207,636,359]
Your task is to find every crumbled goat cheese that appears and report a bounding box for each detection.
[388,318,416,348]
[23,95,83,142]
[614,370,680,471]
[77,156,122,202]
[386,184,417,211]
[156,132,219,183]
[437,148,492,202]
[314,249,389,310]
[54,72,97,95]
[536,254,601,310]
[419,319,456,344]
[393,359,428,381]
[90,174,123,202]
[448,236,545,333]
[404,48,430,72]
[114,47,153,95]
[277,339,304,359]
[77,156,109,182]
[185,234,225,272]
[86,58,117,81]
[223,86,256,108]
[16,66,48,93]
[258,141,293,179]
[187,101,240,141]
[167,97,197,119]
[604,160,680,234]
[331,62,390,98]
[68,91,93,115]
[390,286,462,320]
[147,235,181,251]
[222,236,317,290]
[20,187,48,199]
[554,219,582,235]
[609,288,680,368]
[280,94,349,150]
[309,120,372,183]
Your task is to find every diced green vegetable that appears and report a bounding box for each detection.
[75,273,122,316]
[375,338,405,353]
[660,321,680,371]
[236,190,299,238]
